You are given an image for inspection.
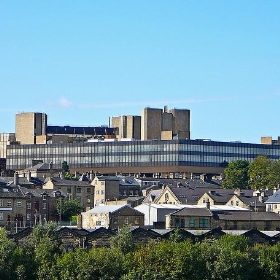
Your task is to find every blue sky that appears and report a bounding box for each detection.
[1,1,280,144]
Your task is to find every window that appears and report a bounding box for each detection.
[7,201,12,207]
[96,221,101,226]
[76,188,81,194]
[17,201,22,207]
[67,188,72,194]
[175,218,180,227]
[236,201,239,206]
[275,204,278,209]
[27,213,31,220]
[43,203,47,209]
[42,195,47,200]
[189,218,195,228]
[199,218,209,228]
[27,203,31,210]
[124,217,129,225]
[87,188,91,194]
[180,218,185,228]
[135,217,140,225]
[0,212,3,220]
[0,200,3,207]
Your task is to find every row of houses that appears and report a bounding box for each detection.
[79,203,280,231]
[10,226,280,250]
[2,161,280,232]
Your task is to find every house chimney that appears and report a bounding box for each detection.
[234,188,241,196]
[89,170,94,181]
[14,172,19,186]
[27,171,31,182]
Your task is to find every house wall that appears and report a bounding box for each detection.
[92,177,119,207]
[166,214,212,230]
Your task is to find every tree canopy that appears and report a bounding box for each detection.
[222,160,249,189]
[55,199,82,221]
[223,156,280,190]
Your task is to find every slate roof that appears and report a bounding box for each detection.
[19,186,66,198]
[142,189,163,203]
[214,211,280,221]
[237,195,266,207]
[83,204,144,215]
[169,207,213,217]
[45,177,91,187]
[265,190,280,203]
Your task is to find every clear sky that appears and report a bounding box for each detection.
[1,1,280,144]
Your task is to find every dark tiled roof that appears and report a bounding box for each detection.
[214,211,280,221]
[46,177,91,187]
[265,190,280,203]
[170,207,212,217]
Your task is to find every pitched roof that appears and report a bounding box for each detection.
[83,204,144,215]
[214,211,280,221]
[265,189,280,203]
[45,177,91,187]
[169,207,213,217]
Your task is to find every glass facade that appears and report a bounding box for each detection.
[6,139,280,172]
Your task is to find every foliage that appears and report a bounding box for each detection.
[5,226,280,279]
[110,225,136,254]
[55,198,82,221]
[19,223,62,280]
[169,227,185,243]
[248,156,272,190]
[223,160,250,189]
[61,160,70,173]
[0,228,17,280]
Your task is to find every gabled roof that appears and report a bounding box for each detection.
[45,177,91,187]
[214,211,280,221]
[83,204,144,216]
[142,189,163,203]
[169,207,213,217]
[236,195,266,207]
[265,189,280,203]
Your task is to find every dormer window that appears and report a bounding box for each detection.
[42,194,47,200]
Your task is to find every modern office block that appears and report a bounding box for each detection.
[15,112,47,144]
[111,115,141,140]
[6,139,280,178]
[141,106,190,140]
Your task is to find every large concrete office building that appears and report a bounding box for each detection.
[111,115,141,140]
[6,139,280,178]
[111,106,191,141]
[141,106,190,140]
[15,112,116,145]
[15,112,47,144]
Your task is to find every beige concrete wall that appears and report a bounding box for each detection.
[16,113,35,144]
[161,112,173,131]
[161,131,173,140]
[170,109,190,139]
[141,107,162,140]
[261,136,272,145]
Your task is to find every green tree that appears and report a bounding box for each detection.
[169,227,185,243]
[62,160,70,173]
[267,159,280,189]
[0,228,17,280]
[248,156,272,190]
[223,160,250,189]
[110,225,136,254]
[20,223,62,280]
[55,198,82,222]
